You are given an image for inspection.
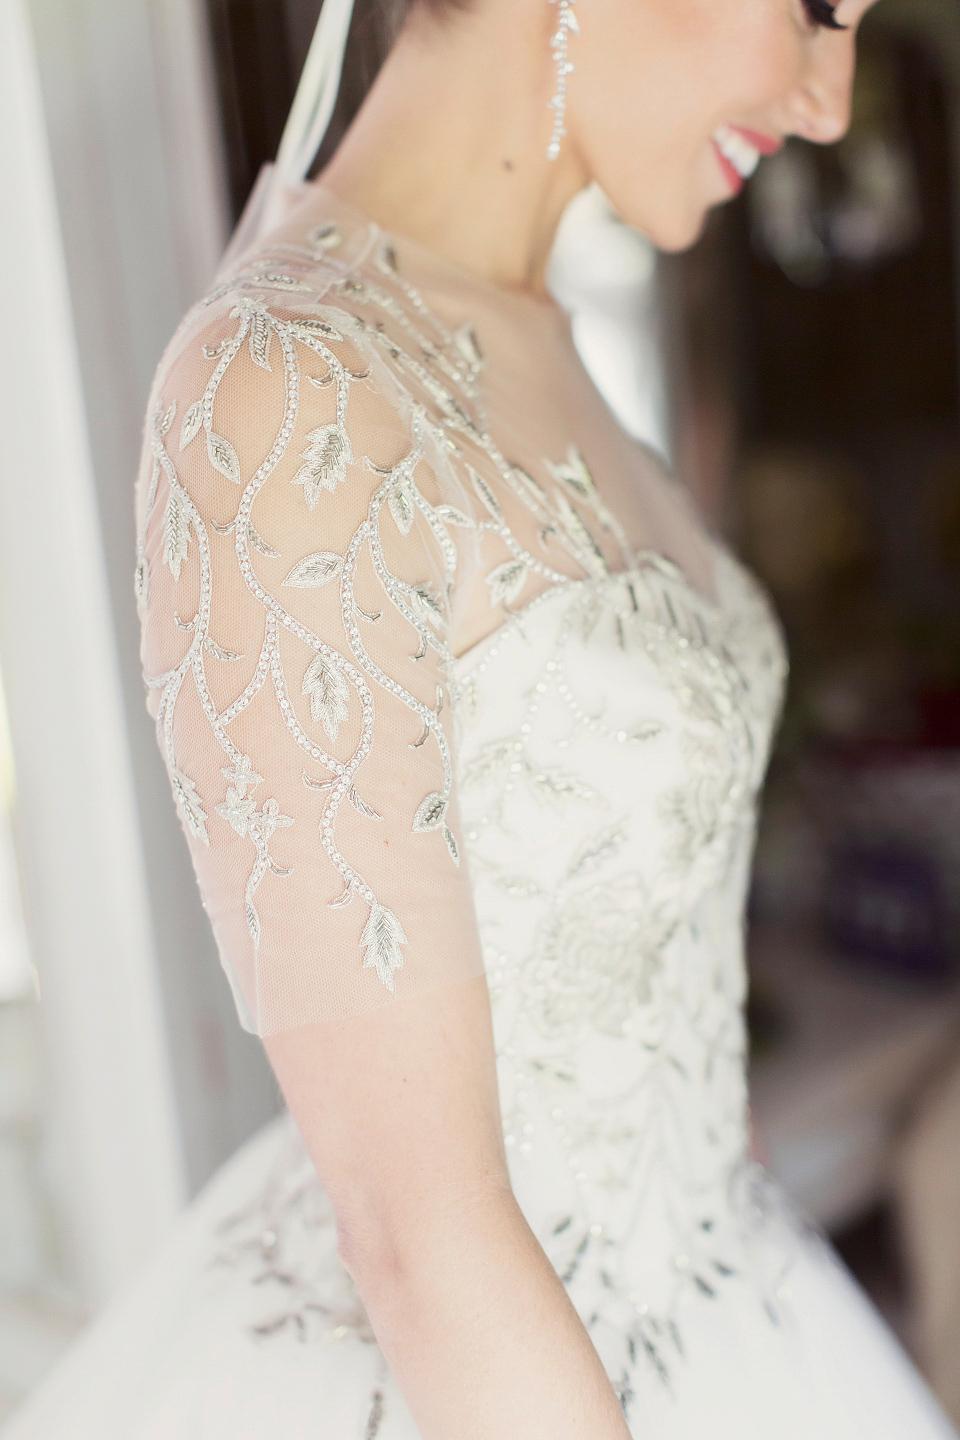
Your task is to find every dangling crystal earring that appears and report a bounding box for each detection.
[547,0,579,161]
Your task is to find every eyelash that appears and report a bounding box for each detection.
[802,0,847,29]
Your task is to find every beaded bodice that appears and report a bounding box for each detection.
[453,553,788,1390]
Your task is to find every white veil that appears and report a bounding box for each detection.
[218,0,357,272]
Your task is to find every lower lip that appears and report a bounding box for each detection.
[711,139,746,196]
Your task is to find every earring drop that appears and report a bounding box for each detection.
[547,0,579,161]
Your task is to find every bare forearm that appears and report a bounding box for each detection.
[343,1194,631,1440]
[264,984,627,1436]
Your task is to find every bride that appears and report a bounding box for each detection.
[5,0,957,1436]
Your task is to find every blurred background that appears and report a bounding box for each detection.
[0,0,958,1425]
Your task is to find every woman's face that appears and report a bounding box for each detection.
[571,0,879,249]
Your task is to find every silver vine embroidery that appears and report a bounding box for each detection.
[138,238,630,995]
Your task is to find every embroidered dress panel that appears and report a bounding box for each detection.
[136,186,730,1035]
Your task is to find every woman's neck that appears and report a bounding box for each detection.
[319,1,589,296]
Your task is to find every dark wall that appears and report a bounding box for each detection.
[736,35,958,449]
[204,0,396,220]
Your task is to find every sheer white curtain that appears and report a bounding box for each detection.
[0,0,281,1332]
[0,0,185,1310]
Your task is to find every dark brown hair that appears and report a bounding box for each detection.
[315,0,472,168]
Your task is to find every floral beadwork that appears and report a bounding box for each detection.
[137,226,637,1002]
[449,552,789,1394]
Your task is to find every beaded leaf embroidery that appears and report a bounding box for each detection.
[137,233,636,997]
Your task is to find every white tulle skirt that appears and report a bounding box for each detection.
[2,1113,955,1440]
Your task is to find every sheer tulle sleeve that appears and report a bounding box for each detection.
[135,273,487,1035]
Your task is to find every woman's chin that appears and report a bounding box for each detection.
[637,205,711,255]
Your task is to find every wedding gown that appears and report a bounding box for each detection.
[4,184,955,1440]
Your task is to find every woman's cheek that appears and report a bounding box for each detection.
[702,17,805,119]
[737,31,807,111]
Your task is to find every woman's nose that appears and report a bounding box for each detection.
[785,36,857,145]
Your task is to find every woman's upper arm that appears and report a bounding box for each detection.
[135,284,486,1039]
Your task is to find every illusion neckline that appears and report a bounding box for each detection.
[301,191,724,611]
[251,181,727,630]
[304,181,574,328]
